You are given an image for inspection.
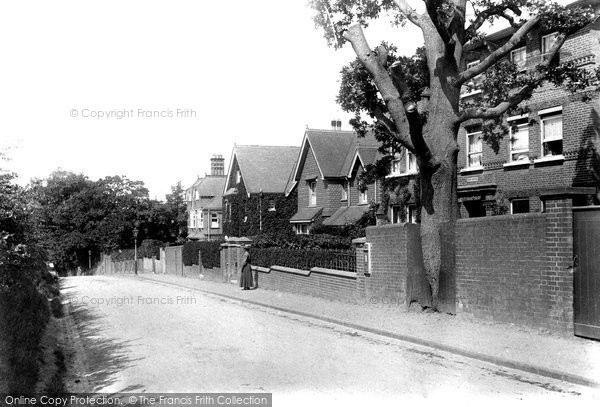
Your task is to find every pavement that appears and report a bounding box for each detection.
[134,272,600,388]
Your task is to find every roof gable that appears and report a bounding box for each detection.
[224,145,300,195]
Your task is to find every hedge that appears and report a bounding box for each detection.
[0,266,51,393]
[182,241,222,268]
[251,232,353,250]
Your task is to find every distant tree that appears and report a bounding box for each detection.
[310,0,600,308]
[165,181,188,242]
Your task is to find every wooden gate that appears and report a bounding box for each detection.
[573,207,600,340]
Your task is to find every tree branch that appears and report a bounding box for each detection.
[455,15,539,87]
[466,3,522,38]
[342,24,419,152]
[394,0,423,28]
[457,33,567,123]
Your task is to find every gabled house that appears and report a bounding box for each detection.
[456,0,600,217]
[222,145,299,237]
[185,155,227,241]
[286,127,382,234]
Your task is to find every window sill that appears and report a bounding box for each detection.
[534,155,565,165]
[503,160,531,168]
[460,89,482,98]
[460,166,484,174]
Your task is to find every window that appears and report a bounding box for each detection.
[541,112,563,157]
[406,205,417,224]
[188,213,193,227]
[308,180,317,206]
[359,188,368,204]
[391,157,402,176]
[391,205,402,224]
[224,200,230,221]
[295,224,309,235]
[236,170,241,184]
[466,60,483,88]
[542,32,558,55]
[341,181,348,201]
[406,151,417,174]
[192,210,198,228]
[511,46,527,71]
[509,117,529,162]
[199,211,204,229]
[511,198,530,214]
[194,189,199,200]
[211,213,219,229]
[466,126,482,168]
[268,199,276,211]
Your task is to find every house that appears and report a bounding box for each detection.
[185,155,227,241]
[222,145,299,237]
[457,0,600,217]
[286,126,382,234]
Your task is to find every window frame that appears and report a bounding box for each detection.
[268,199,276,212]
[341,181,348,201]
[406,205,417,224]
[359,188,368,205]
[540,111,563,158]
[541,32,558,55]
[308,180,317,206]
[210,213,219,229]
[236,170,241,184]
[466,126,483,169]
[508,116,530,163]
[294,224,309,235]
[510,198,530,214]
[510,46,527,71]
[406,151,417,174]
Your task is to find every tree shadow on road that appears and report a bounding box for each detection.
[62,280,145,393]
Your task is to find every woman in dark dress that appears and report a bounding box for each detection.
[239,247,253,290]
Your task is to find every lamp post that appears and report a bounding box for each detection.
[259,189,263,232]
[133,222,139,275]
[88,249,92,270]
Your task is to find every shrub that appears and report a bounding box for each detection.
[251,232,352,250]
[182,241,222,268]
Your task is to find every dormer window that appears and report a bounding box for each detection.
[511,46,527,71]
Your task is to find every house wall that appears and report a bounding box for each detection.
[458,18,600,217]
[297,145,326,210]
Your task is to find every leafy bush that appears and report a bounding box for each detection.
[182,241,222,268]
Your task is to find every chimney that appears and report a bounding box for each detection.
[210,154,225,176]
[331,119,342,131]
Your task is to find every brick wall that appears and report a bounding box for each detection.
[258,268,358,303]
[454,196,574,333]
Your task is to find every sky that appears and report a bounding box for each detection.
[0,0,571,200]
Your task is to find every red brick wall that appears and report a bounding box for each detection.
[454,197,574,333]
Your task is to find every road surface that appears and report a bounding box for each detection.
[61,276,597,405]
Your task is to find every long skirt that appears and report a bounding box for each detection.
[240,264,253,289]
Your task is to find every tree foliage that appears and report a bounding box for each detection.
[29,171,187,272]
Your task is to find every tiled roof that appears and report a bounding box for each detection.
[232,145,300,194]
[187,175,226,207]
[322,205,371,226]
[289,129,381,186]
[290,207,323,223]
[204,196,223,210]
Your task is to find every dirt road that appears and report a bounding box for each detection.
[61,276,598,405]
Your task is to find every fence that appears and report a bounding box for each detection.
[251,247,356,273]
